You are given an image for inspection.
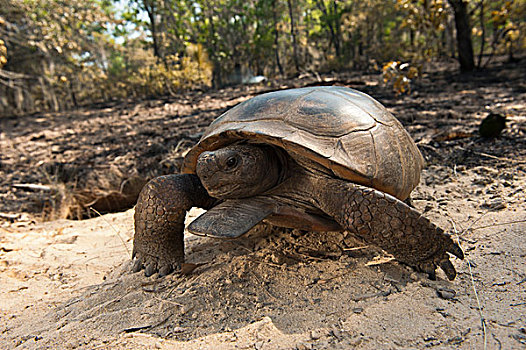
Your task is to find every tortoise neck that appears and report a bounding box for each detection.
[267,152,330,206]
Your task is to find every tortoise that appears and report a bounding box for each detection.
[132,86,463,280]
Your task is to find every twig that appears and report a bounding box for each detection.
[459,208,493,236]
[152,296,183,307]
[0,212,20,220]
[450,219,487,350]
[291,250,329,262]
[470,219,526,231]
[89,207,131,256]
[92,339,118,349]
[343,245,369,251]
[315,271,351,284]
[352,290,391,301]
[75,279,122,292]
[365,256,395,266]
[245,257,288,269]
[165,284,196,299]
[13,183,53,191]
[457,146,526,164]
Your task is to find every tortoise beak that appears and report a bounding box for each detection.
[196,151,219,182]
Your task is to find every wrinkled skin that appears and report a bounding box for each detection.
[133,144,463,279]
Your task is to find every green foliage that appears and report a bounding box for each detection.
[0,0,524,115]
[382,61,421,94]
[0,0,211,115]
[395,0,449,60]
[484,0,526,60]
[112,45,211,98]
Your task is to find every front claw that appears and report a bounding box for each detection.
[414,260,438,280]
[439,256,457,280]
[414,252,458,281]
[131,251,182,277]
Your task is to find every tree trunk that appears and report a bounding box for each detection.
[204,0,222,88]
[144,0,162,58]
[286,0,300,73]
[272,0,284,76]
[448,0,475,72]
[331,0,341,58]
[40,60,59,112]
[23,86,34,113]
[69,80,78,108]
[446,18,455,58]
[477,0,485,68]
[315,0,341,58]
[14,86,23,114]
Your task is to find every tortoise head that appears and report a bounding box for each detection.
[196,144,283,199]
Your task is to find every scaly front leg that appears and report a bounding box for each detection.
[317,180,464,280]
[133,174,216,277]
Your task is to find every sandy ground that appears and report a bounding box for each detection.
[1,167,525,349]
[1,60,525,349]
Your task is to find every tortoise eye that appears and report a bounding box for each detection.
[226,156,238,168]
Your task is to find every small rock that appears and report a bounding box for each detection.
[447,335,464,345]
[172,326,185,333]
[296,342,312,350]
[437,288,456,299]
[310,329,323,340]
[269,252,285,265]
[481,199,506,210]
[254,340,265,349]
[352,307,363,314]
[331,327,342,339]
[479,112,506,138]
[226,332,237,342]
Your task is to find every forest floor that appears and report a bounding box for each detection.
[1,57,525,349]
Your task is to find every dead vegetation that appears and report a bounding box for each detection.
[1,58,525,222]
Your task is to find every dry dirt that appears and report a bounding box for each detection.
[1,58,525,349]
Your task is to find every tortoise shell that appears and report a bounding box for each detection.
[182,86,424,200]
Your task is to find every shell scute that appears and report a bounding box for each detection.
[329,87,396,126]
[285,89,377,137]
[329,131,376,182]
